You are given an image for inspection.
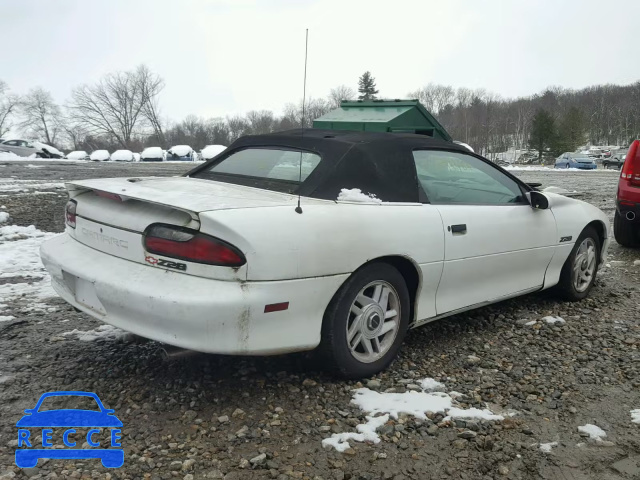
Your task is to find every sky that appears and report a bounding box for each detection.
[1,0,639,123]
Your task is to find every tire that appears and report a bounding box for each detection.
[614,210,639,247]
[319,262,410,379]
[556,226,601,301]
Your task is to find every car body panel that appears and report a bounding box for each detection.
[433,204,556,313]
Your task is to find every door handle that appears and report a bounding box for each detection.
[449,224,467,234]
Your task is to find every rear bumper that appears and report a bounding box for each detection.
[616,200,640,223]
[40,234,347,355]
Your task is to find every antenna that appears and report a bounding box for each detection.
[295,28,309,215]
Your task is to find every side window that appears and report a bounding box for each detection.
[413,150,525,205]
[5,140,18,146]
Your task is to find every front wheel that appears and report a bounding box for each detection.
[556,227,600,301]
[319,263,410,379]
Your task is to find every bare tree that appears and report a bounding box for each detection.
[0,80,20,138]
[246,110,275,134]
[19,87,62,145]
[70,65,162,148]
[328,85,356,109]
[136,65,166,146]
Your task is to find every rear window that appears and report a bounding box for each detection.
[192,148,321,192]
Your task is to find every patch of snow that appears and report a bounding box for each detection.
[453,141,474,152]
[0,211,8,223]
[66,151,88,160]
[0,315,16,322]
[90,150,110,161]
[133,153,140,162]
[542,316,566,325]
[539,441,558,453]
[420,378,445,391]
[61,324,125,342]
[633,260,640,266]
[32,142,63,157]
[0,221,58,316]
[140,147,164,160]
[631,409,640,424]
[0,151,20,159]
[525,320,537,326]
[201,144,227,160]
[168,145,192,157]
[337,188,382,204]
[25,164,45,169]
[577,424,606,441]
[322,378,503,451]
[0,179,64,193]
[110,149,134,161]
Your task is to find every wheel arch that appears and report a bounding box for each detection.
[585,219,607,262]
[344,255,422,326]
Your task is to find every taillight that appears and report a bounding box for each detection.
[65,199,77,228]
[143,224,246,267]
[621,140,640,186]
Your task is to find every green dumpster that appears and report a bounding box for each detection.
[313,99,451,141]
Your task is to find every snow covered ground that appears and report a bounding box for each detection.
[322,378,504,452]
[0,214,58,322]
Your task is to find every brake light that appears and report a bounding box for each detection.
[94,190,123,202]
[621,140,640,186]
[65,200,77,228]
[144,224,246,267]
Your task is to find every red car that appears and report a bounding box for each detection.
[615,140,640,246]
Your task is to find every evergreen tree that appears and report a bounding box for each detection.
[528,109,556,161]
[358,71,379,100]
[553,107,586,155]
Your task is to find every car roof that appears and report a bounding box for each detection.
[190,129,480,203]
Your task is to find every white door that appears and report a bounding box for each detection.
[413,149,557,314]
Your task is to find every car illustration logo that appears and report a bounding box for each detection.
[15,391,124,468]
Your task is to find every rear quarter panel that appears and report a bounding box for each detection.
[199,203,444,281]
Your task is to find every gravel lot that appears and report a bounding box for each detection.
[1,161,639,480]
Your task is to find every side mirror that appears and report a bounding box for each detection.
[527,191,550,210]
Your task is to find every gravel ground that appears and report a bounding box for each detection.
[0,161,639,480]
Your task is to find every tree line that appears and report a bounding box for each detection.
[1,67,638,159]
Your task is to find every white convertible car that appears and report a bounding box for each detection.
[40,130,609,378]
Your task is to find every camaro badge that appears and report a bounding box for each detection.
[145,255,187,271]
[559,236,573,243]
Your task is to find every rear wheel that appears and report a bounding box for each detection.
[319,263,410,378]
[614,211,639,247]
[556,227,600,301]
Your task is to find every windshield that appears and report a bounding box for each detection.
[192,148,322,193]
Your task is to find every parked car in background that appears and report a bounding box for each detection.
[0,139,63,158]
[614,140,640,247]
[166,145,194,161]
[110,150,135,162]
[140,147,164,162]
[41,129,610,378]
[133,153,141,162]
[66,150,90,161]
[587,148,612,160]
[90,150,110,162]
[555,153,597,169]
[603,152,626,169]
[200,144,227,161]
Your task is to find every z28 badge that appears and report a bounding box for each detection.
[145,255,187,271]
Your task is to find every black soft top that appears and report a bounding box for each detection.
[188,129,473,203]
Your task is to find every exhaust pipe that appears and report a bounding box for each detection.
[626,211,636,221]
[159,345,198,361]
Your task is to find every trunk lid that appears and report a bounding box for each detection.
[67,176,301,214]
[65,176,309,280]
